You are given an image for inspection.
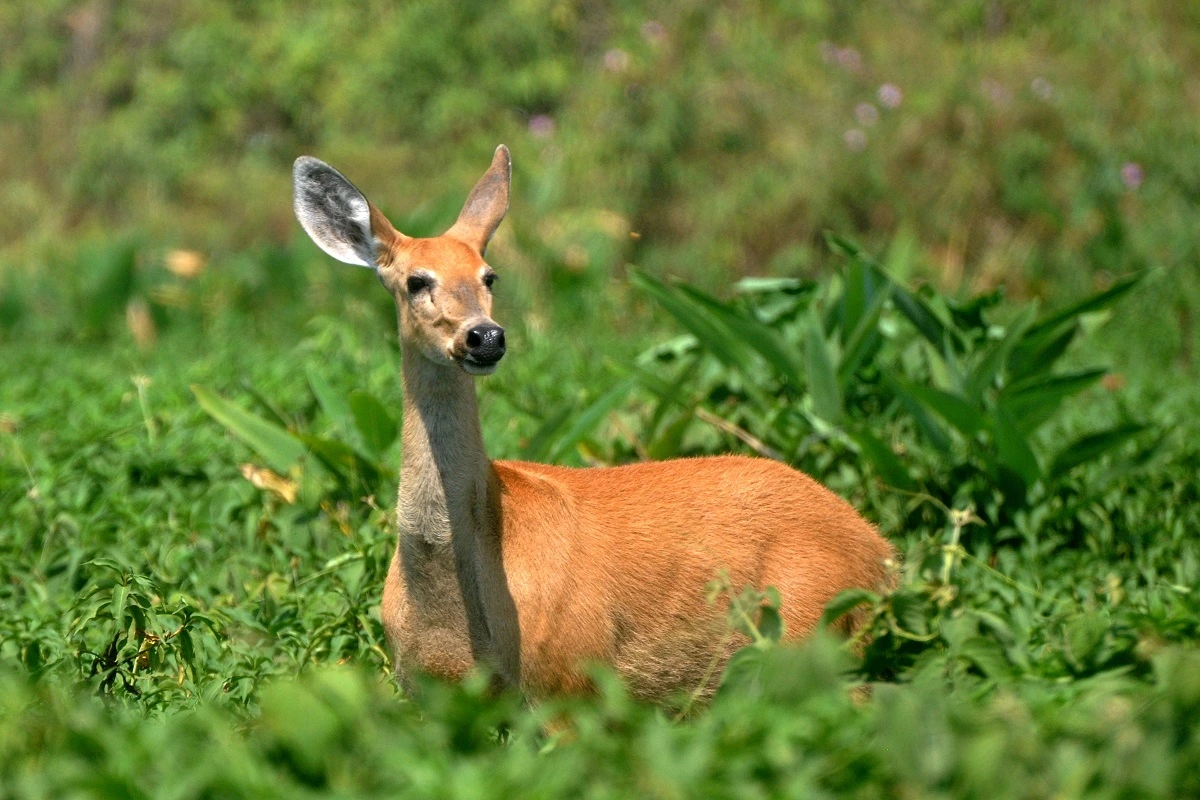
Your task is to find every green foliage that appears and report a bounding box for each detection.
[193,373,400,504]
[624,236,1153,536]
[2,236,1198,795]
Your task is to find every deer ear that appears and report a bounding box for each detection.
[445,145,510,254]
[293,156,402,268]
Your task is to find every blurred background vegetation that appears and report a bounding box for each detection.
[1,0,1198,371]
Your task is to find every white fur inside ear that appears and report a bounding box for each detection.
[293,157,378,268]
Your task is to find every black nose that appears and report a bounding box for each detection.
[465,323,506,365]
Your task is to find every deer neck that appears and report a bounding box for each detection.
[393,341,520,685]
[396,341,492,548]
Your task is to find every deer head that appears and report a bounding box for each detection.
[293,146,511,375]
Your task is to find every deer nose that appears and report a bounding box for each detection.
[465,323,506,365]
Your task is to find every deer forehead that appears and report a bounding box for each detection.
[395,237,488,280]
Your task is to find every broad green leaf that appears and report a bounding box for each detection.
[630,268,755,370]
[547,377,637,463]
[110,583,129,629]
[1065,612,1109,671]
[993,407,1040,487]
[521,404,574,461]
[192,385,305,473]
[838,281,892,385]
[349,391,398,456]
[178,629,195,665]
[883,227,918,282]
[1049,423,1148,480]
[892,383,952,451]
[805,312,842,423]
[847,428,917,491]
[67,599,106,636]
[964,304,1037,401]
[297,434,382,487]
[647,407,695,460]
[241,380,293,430]
[733,276,815,296]
[614,357,695,441]
[889,590,932,636]
[1024,272,1145,341]
[1009,322,1077,380]
[308,368,352,435]
[677,284,804,383]
[841,255,868,341]
[891,379,985,438]
[757,603,784,644]
[86,558,126,575]
[819,588,879,630]
[958,636,1012,679]
[890,282,953,353]
[1000,368,1106,433]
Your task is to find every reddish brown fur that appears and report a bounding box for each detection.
[490,457,892,698]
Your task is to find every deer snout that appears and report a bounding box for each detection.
[464,322,506,366]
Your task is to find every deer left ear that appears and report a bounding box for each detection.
[293,156,403,268]
[445,145,510,255]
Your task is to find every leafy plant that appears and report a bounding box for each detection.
[624,235,1152,532]
[192,373,399,504]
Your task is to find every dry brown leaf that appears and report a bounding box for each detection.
[166,249,206,278]
[1101,373,1126,392]
[125,298,156,350]
[240,463,298,504]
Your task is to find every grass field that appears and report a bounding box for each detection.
[2,235,1199,797]
[2,2,1200,797]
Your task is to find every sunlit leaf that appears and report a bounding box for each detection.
[677,284,803,383]
[239,463,299,504]
[630,268,755,370]
[192,385,305,473]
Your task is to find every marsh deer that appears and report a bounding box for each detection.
[292,146,894,702]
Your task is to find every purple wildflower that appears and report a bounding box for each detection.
[1121,162,1144,190]
[529,115,555,139]
[855,102,879,126]
[641,21,665,44]
[878,83,903,109]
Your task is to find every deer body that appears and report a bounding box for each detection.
[293,146,894,703]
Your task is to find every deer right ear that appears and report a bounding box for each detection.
[293,156,402,268]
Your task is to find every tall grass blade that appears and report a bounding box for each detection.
[191,385,305,473]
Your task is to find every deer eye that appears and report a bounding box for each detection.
[406,274,431,295]
[483,272,497,290]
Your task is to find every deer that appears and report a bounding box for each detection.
[291,145,895,704]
